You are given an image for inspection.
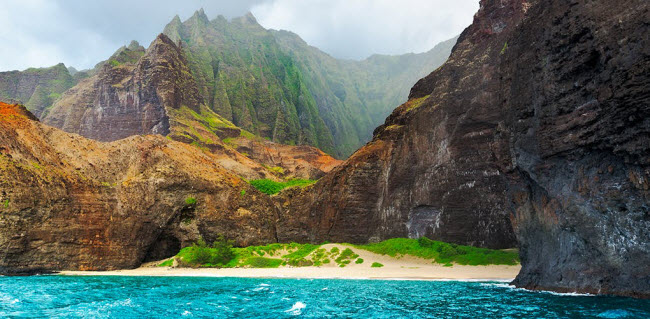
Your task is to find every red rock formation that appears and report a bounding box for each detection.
[41,34,339,181]
[228,137,342,179]
[0,102,277,273]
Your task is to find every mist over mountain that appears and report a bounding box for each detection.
[0,11,456,157]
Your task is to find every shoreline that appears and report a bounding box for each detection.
[59,243,521,281]
[59,264,520,281]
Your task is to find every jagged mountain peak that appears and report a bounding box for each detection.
[127,40,144,51]
[189,8,210,25]
[148,33,180,51]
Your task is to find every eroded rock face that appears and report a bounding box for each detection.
[228,137,343,180]
[38,34,340,181]
[0,102,277,273]
[501,0,650,298]
[43,34,201,142]
[275,0,527,249]
[278,0,649,298]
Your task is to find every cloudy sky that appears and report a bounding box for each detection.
[0,0,479,71]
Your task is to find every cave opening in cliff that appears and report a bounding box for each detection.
[142,232,181,263]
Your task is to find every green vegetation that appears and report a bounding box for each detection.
[283,244,320,260]
[371,262,384,268]
[356,238,519,266]
[334,248,359,267]
[269,166,285,175]
[240,189,246,196]
[404,95,430,112]
[185,196,197,206]
[245,257,283,268]
[176,236,235,267]
[248,179,317,195]
[158,259,173,267]
[501,42,508,55]
[160,14,456,158]
[31,162,42,170]
[172,241,356,268]
[169,237,518,269]
[2,199,8,209]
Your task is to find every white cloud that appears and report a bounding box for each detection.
[0,0,479,71]
[252,0,478,59]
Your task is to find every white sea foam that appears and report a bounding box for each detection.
[285,302,306,315]
[259,283,270,287]
[482,283,594,296]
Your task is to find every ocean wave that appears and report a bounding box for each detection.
[285,302,306,315]
[482,283,594,297]
[597,309,634,318]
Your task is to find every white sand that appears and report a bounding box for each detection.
[60,244,520,281]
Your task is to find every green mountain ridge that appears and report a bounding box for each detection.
[161,10,456,157]
[0,63,76,118]
[0,10,456,158]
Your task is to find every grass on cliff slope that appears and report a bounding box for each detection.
[355,238,519,266]
[248,179,316,195]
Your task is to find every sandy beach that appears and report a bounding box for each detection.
[60,244,520,281]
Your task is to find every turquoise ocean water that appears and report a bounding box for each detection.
[1,276,648,318]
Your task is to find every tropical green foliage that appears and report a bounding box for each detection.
[176,236,235,267]
[171,237,518,268]
[248,179,316,195]
[244,257,283,268]
[371,262,384,268]
[161,12,457,157]
[158,259,173,267]
[356,238,519,266]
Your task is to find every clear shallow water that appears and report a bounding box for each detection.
[1,276,648,318]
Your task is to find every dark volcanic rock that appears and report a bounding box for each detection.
[275,0,527,249]
[501,0,650,298]
[278,0,649,298]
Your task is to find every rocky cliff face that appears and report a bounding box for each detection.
[0,63,76,118]
[275,0,527,249]
[227,137,342,180]
[0,102,277,273]
[39,34,337,181]
[500,0,650,298]
[43,34,199,142]
[278,0,649,298]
